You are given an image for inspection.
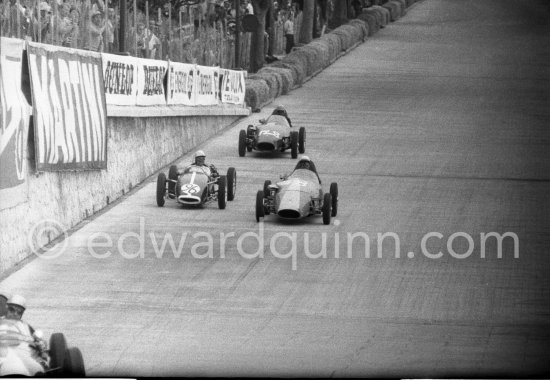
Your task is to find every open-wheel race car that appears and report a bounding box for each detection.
[238,107,305,158]
[0,319,85,376]
[255,157,338,225]
[156,163,236,209]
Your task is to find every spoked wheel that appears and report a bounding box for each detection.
[256,190,265,222]
[49,333,67,371]
[63,347,85,376]
[156,173,166,207]
[322,193,332,225]
[298,127,306,154]
[263,180,272,215]
[227,167,236,201]
[246,125,254,152]
[168,165,178,196]
[290,131,298,159]
[218,175,227,209]
[238,130,247,157]
[330,182,338,217]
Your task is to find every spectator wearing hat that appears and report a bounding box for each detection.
[87,8,105,51]
[35,1,53,43]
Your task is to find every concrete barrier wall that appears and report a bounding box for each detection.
[0,109,247,274]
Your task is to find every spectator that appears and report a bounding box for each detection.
[55,3,74,47]
[146,20,162,59]
[245,0,253,15]
[105,7,115,52]
[86,9,105,51]
[284,11,294,54]
[67,7,81,48]
[34,1,52,43]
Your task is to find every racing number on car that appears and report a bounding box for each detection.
[259,130,280,138]
[181,184,200,194]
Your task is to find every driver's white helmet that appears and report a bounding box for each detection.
[7,294,26,310]
[300,155,310,162]
[194,150,206,160]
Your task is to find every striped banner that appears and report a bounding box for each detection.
[0,38,31,210]
[27,42,107,171]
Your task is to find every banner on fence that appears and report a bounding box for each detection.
[27,42,107,171]
[136,58,168,106]
[102,53,139,106]
[0,38,32,210]
[220,69,246,105]
[195,65,220,106]
[166,61,196,106]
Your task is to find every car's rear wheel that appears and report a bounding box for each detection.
[238,130,247,157]
[256,190,265,222]
[156,173,166,207]
[217,175,227,209]
[246,125,254,152]
[322,193,332,225]
[330,182,338,217]
[168,165,178,196]
[63,347,85,376]
[227,167,236,201]
[298,127,306,154]
[290,131,298,159]
[49,333,67,371]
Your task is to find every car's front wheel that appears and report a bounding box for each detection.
[322,193,332,225]
[238,130,247,157]
[256,190,265,222]
[227,167,236,201]
[156,173,166,207]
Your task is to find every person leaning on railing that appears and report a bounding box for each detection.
[86,8,105,51]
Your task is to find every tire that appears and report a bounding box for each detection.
[227,167,236,201]
[330,182,338,217]
[298,127,306,154]
[156,173,166,207]
[63,347,85,376]
[217,175,226,209]
[290,131,298,159]
[238,129,247,157]
[246,126,254,152]
[256,190,265,222]
[322,193,332,225]
[49,333,67,371]
[168,165,178,196]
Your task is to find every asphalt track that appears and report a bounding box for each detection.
[2,0,550,377]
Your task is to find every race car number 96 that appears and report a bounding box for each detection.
[181,184,200,194]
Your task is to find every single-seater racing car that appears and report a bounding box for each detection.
[239,106,305,158]
[255,156,338,225]
[0,319,85,376]
[157,163,236,209]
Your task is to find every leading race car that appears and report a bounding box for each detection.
[0,319,85,376]
[156,164,236,209]
[238,107,305,158]
[255,157,338,225]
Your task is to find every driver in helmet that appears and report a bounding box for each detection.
[265,105,293,127]
[4,295,48,367]
[293,155,321,183]
[190,150,219,178]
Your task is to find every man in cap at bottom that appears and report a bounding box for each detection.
[4,295,49,368]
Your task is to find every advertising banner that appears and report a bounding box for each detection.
[220,69,246,105]
[166,61,196,106]
[102,53,139,106]
[0,38,31,210]
[136,58,168,106]
[27,42,107,171]
[195,65,220,106]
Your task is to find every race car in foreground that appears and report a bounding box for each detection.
[156,164,236,209]
[255,164,338,225]
[0,319,85,376]
[238,114,305,158]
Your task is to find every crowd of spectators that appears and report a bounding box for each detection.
[1,0,311,68]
